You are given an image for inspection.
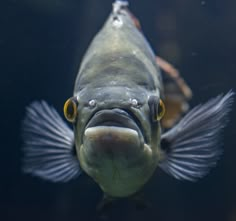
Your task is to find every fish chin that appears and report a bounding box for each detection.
[79,109,155,197]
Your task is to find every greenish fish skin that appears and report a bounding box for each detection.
[73,8,164,197]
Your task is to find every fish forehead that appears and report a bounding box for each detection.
[75,53,157,91]
[74,10,162,95]
[77,85,153,106]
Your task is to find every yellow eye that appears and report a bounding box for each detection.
[148,96,166,122]
[157,99,166,120]
[63,97,78,123]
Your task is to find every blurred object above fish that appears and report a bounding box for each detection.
[21,0,234,210]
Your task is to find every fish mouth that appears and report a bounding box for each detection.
[86,109,143,134]
[83,109,145,154]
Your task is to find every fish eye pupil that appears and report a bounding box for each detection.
[67,102,75,118]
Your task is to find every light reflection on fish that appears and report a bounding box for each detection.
[22,0,233,204]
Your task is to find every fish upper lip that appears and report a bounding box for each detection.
[85,108,144,142]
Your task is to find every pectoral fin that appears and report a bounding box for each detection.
[159,91,234,181]
[22,101,81,182]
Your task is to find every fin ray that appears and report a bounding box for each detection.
[22,101,81,182]
[159,91,234,181]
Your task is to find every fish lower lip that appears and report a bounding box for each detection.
[84,126,143,153]
[85,126,139,139]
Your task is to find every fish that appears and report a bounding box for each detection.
[22,0,233,205]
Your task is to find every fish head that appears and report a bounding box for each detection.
[64,85,165,197]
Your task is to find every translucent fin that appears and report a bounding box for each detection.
[22,101,81,182]
[159,91,234,181]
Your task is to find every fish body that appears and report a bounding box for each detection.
[22,0,233,201]
[73,4,163,197]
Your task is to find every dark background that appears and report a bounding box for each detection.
[1,0,236,220]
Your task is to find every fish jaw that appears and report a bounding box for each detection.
[83,126,153,165]
[79,135,155,197]
[82,108,146,158]
[84,126,143,156]
[78,109,158,197]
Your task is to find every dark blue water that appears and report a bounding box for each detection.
[1,0,236,220]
